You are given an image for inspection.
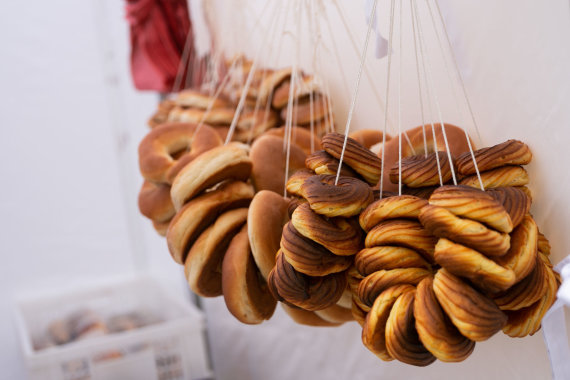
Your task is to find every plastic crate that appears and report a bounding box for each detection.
[14,275,212,380]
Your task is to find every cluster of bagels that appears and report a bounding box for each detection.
[137,100,559,365]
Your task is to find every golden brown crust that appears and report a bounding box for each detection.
[168,107,236,126]
[322,132,383,185]
[185,208,248,297]
[170,143,252,210]
[222,224,277,324]
[359,196,428,233]
[138,181,175,223]
[456,140,532,176]
[285,169,314,197]
[460,166,529,189]
[385,290,436,366]
[250,135,306,194]
[258,68,292,105]
[414,277,475,362]
[305,151,360,178]
[494,215,538,282]
[148,99,176,128]
[428,185,513,234]
[298,175,374,218]
[167,181,254,264]
[434,239,515,293]
[138,122,222,184]
[281,222,352,276]
[314,304,354,324]
[175,89,232,109]
[292,203,363,256]
[248,191,290,280]
[433,269,507,342]
[279,95,330,125]
[486,187,531,229]
[365,220,437,263]
[152,219,170,237]
[358,268,431,308]
[419,205,511,257]
[355,246,430,276]
[349,129,391,150]
[268,250,347,311]
[281,304,342,327]
[390,152,453,188]
[265,126,322,155]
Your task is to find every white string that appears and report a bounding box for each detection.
[412,0,443,186]
[397,0,403,196]
[413,0,457,185]
[379,0,396,199]
[410,0,428,157]
[334,0,379,185]
[322,2,351,99]
[427,0,484,191]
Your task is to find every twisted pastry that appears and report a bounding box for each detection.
[321,132,383,185]
[459,165,529,189]
[456,140,532,175]
[355,246,430,275]
[296,174,373,217]
[358,268,431,308]
[494,215,538,282]
[487,186,531,229]
[305,150,360,178]
[390,152,452,188]
[359,195,428,232]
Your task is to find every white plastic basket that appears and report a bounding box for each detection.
[14,275,212,380]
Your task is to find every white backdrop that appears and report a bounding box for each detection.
[1,0,569,379]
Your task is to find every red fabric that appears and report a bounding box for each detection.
[126,0,193,92]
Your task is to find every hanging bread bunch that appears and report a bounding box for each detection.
[166,142,278,324]
[265,132,381,325]
[351,135,559,366]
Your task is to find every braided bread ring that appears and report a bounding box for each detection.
[429,185,513,234]
[385,290,436,366]
[459,166,529,189]
[285,169,314,197]
[359,195,428,233]
[291,203,363,256]
[362,284,416,361]
[185,208,248,297]
[414,277,475,362]
[322,132,383,185]
[167,181,254,264]
[433,269,507,342]
[390,152,452,188]
[222,224,277,324]
[487,186,531,229]
[434,238,515,293]
[305,150,360,178]
[494,215,538,282]
[268,250,347,311]
[502,261,557,337]
[358,268,432,308]
[281,222,352,276]
[298,174,373,217]
[138,122,222,184]
[364,220,437,262]
[456,140,532,175]
[492,255,549,311]
[419,205,510,257]
[171,143,252,210]
[355,246,430,276]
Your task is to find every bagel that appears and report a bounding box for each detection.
[271,76,319,109]
[268,250,347,311]
[138,122,222,184]
[428,185,513,234]
[249,135,306,194]
[414,277,475,362]
[364,220,437,262]
[359,195,428,232]
[419,205,510,257]
[152,220,170,237]
[433,269,507,342]
[322,132,383,185]
[175,89,232,109]
[390,152,453,188]
[222,224,277,324]
[265,126,322,155]
[138,181,175,223]
[291,203,363,256]
[297,174,374,218]
[459,166,529,189]
[433,238,515,293]
[385,289,436,366]
[185,208,248,297]
[168,107,236,126]
[281,221,352,276]
[280,95,330,125]
[167,181,254,264]
[456,140,532,176]
[248,191,290,280]
[171,143,252,210]
[349,129,391,150]
[258,68,292,105]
